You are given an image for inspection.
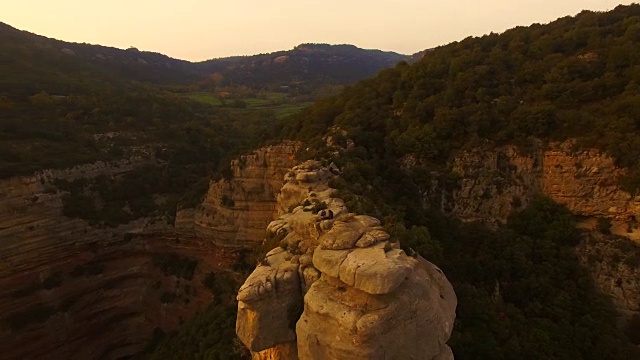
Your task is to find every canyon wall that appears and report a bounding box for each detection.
[193,141,299,247]
[436,141,640,234]
[0,142,298,360]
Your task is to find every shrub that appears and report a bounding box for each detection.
[160,292,177,304]
[310,201,328,214]
[42,272,63,290]
[152,253,198,280]
[220,194,235,208]
[597,217,613,234]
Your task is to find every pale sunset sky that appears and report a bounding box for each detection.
[3,1,636,61]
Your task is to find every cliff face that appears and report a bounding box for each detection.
[439,141,640,235]
[193,141,299,247]
[576,233,640,323]
[236,161,457,360]
[0,142,298,360]
[0,160,234,359]
[426,140,640,321]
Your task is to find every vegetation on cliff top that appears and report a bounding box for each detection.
[283,4,640,193]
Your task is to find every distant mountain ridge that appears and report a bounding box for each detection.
[196,43,407,89]
[0,22,407,94]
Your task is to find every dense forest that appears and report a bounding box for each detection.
[0,85,281,225]
[283,4,640,193]
[140,271,250,360]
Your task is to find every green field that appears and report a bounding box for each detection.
[184,92,223,106]
[184,91,311,118]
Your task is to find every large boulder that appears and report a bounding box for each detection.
[236,250,302,351]
[297,264,456,360]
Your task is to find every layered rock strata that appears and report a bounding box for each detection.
[436,141,640,239]
[0,158,242,360]
[193,141,299,247]
[236,161,457,360]
[0,142,299,360]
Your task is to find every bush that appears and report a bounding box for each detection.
[152,253,198,280]
[597,217,613,234]
[220,194,235,208]
[42,272,63,290]
[160,292,177,304]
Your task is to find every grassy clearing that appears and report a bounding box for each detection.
[185,92,223,106]
[184,91,310,118]
[272,102,312,118]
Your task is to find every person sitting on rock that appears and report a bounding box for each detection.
[319,210,327,219]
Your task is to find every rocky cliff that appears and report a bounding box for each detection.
[438,141,640,235]
[576,232,640,325]
[424,140,640,322]
[193,141,299,247]
[0,142,299,360]
[236,160,457,360]
[0,159,229,359]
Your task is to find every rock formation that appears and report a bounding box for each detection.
[193,141,299,247]
[236,160,457,360]
[435,141,640,238]
[576,232,640,325]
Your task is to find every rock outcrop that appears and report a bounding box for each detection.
[194,141,299,247]
[576,232,640,324]
[236,161,457,360]
[436,141,640,239]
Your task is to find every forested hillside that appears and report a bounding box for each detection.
[0,22,198,93]
[274,4,640,359]
[0,23,406,95]
[196,43,406,91]
[0,20,407,225]
[285,4,640,192]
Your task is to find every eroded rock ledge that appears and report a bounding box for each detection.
[192,141,299,247]
[236,160,457,360]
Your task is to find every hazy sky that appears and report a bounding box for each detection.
[3,1,635,61]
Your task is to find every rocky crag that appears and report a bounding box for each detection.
[236,160,457,360]
[434,141,640,235]
[0,142,299,360]
[576,232,640,325]
[192,141,299,247]
[423,140,640,322]
[0,158,230,359]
